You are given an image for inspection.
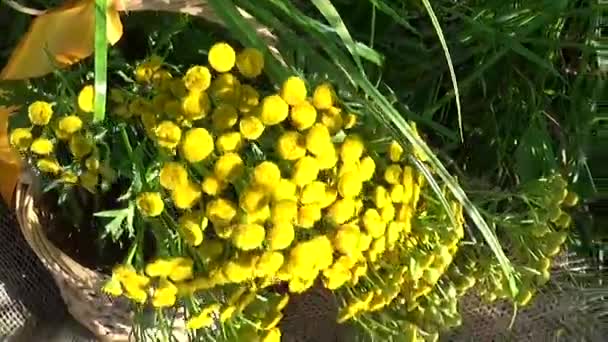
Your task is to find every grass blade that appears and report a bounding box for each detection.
[420,0,463,142]
[93,0,108,123]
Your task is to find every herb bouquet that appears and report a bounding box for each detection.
[5,31,580,342]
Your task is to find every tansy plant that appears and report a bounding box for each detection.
[5,38,474,341]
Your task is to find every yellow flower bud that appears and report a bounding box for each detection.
[277,131,306,161]
[180,127,214,163]
[236,47,264,78]
[30,138,54,155]
[290,101,317,131]
[208,42,236,72]
[155,121,182,150]
[292,156,320,187]
[28,101,53,125]
[231,223,266,250]
[239,115,265,140]
[312,83,334,110]
[77,85,95,113]
[136,192,164,217]
[260,95,289,125]
[9,128,32,150]
[159,162,188,190]
[281,76,307,105]
[183,65,212,91]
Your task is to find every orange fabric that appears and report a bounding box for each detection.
[0,0,124,80]
[0,105,20,204]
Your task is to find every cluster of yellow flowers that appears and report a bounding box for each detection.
[9,40,470,341]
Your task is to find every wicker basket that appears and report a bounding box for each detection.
[14,178,142,341]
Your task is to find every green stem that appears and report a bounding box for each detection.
[120,126,134,158]
[93,0,108,123]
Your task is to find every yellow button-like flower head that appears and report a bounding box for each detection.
[136,192,164,217]
[359,156,376,181]
[214,152,244,183]
[172,180,202,210]
[152,278,178,308]
[159,162,188,190]
[290,101,317,131]
[256,251,285,277]
[238,84,260,114]
[389,140,404,162]
[208,42,236,72]
[277,131,306,161]
[155,121,182,150]
[338,171,363,198]
[28,101,53,125]
[384,164,402,185]
[267,222,295,250]
[211,104,239,131]
[312,83,334,110]
[9,128,32,150]
[206,198,238,228]
[78,85,95,113]
[253,161,281,189]
[362,208,386,238]
[231,223,266,250]
[180,127,214,163]
[340,135,364,164]
[333,224,361,255]
[69,134,93,159]
[58,115,83,135]
[271,200,298,224]
[239,115,265,140]
[201,175,225,196]
[292,156,319,187]
[240,186,269,213]
[216,131,243,153]
[30,137,54,155]
[37,158,61,174]
[260,95,289,126]
[183,65,212,91]
[281,76,307,105]
[300,181,326,205]
[305,123,332,156]
[236,47,264,78]
[298,204,321,228]
[328,198,355,224]
[179,214,205,246]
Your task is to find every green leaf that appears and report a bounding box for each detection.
[95,202,135,241]
[515,114,557,183]
[93,0,108,123]
[420,0,463,142]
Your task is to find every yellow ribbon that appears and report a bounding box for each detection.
[0,0,124,204]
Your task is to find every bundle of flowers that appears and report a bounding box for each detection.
[6,39,578,341]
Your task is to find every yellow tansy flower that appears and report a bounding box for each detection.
[333,224,361,256]
[338,171,363,198]
[181,91,211,121]
[240,186,269,213]
[281,76,307,105]
[312,83,334,110]
[210,73,241,104]
[292,156,320,187]
[268,222,295,250]
[390,184,405,203]
[172,180,202,210]
[300,181,326,204]
[206,198,238,228]
[340,135,365,164]
[145,258,176,278]
[305,123,332,156]
[315,147,339,170]
[389,140,404,162]
[30,137,53,155]
[362,208,386,238]
[136,192,164,217]
[216,131,243,153]
[69,134,93,158]
[179,215,204,246]
[208,42,236,72]
[253,161,282,189]
[152,278,178,308]
[37,158,61,174]
[154,121,182,150]
[277,131,306,161]
[359,156,376,181]
[321,107,343,135]
[28,101,53,125]
[384,164,402,184]
[9,128,32,150]
[77,85,95,113]
[58,115,83,135]
[271,200,298,224]
[238,84,260,114]
[290,101,317,131]
[236,47,265,78]
[231,223,266,250]
[180,127,214,163]
[187,303,220,330]
[159,162,189,190]
[328,198,355,224]
[255,251,285,277]
[212,104,239,131]
[272,178,297,202]
[201,176,225,196]
[260,95,289,126]
[239,115,265,140]
[214,152,244,183]
[183,65,212,91]
[297,204,321,228]
[169,257,194,282]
